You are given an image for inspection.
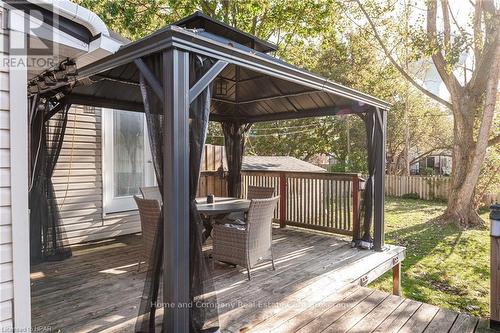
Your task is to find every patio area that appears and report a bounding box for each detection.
[31,227,406,332]
[29,12,393,332]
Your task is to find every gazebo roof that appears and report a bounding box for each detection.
[68,12,390,122]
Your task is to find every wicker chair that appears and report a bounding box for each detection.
[134,195,161,271]
[212,196,279,280]
[223,185,276,223]
[247,185,275,199]
[140,186,162,203]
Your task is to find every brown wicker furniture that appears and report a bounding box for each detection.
[247,185,275,199]
[223,186,275,223]
[212,196,279,280]
[196,197,251,241]
[134,195,161,271]
[140,186,162,203]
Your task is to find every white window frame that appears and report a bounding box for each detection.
[102,108,155,214]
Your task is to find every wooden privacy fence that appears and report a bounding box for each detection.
[198,169,363,237]
[385,175,450,201]
[385,174,500,204]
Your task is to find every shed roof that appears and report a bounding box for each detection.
[242,156,326,172]
[66,12,390,123]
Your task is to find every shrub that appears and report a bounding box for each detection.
[401,192,420,200]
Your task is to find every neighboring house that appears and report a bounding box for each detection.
[410,150,452,176]
[242,156,327,173]
[1,1,122,328]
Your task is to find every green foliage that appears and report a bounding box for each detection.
[420,167,436,176]
[371,198,491,317]
[74,0,338,45]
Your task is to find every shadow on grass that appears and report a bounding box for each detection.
[372,197,490,317]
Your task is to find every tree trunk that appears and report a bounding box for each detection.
[443,98,483,227]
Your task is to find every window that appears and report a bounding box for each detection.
[102,109,155,214]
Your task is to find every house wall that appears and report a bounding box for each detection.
[0,52,13,331]
[1,4,31,328]
[0,5,13,328]
[52,106,140,246]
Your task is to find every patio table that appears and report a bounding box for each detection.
[196,197,250,241]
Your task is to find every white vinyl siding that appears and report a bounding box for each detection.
[52,106,141,246]
[0,6,13,327]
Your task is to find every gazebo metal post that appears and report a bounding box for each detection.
[162,48,190,331]
[373,107,386,251]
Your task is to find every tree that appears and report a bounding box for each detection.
[352,0,499,227]
[386,94,452,175]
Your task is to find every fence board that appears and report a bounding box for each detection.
[385,174,498,204]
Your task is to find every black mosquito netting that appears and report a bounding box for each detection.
[221,122,252,198]
[351,111,378,249]
[28,95,72,264]
[135,52,219,332]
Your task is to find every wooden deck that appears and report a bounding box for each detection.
[30,227,490,333]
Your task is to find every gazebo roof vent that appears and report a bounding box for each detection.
[174,11,278,53]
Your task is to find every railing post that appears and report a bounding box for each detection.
[279,172,287,228]
[352,175,361,240]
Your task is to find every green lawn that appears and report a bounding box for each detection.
[370,197,491,317]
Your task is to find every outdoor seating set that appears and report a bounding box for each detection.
[134,186,279,280]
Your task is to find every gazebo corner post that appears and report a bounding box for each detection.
[162,48,190,331]
[373,107,386,252]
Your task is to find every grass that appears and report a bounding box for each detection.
[370,197,491,317]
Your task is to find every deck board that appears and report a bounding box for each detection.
[347,294,405,333]
[30,227,485,333]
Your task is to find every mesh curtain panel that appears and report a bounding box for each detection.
[136,53,165,332]
[221,122,252,198]
[136,52,219,333]
[352,111,377,249]
[188,55,219,332]
[28,95,72,264]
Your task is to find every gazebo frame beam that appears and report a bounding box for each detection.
[373,107,386,251]
[189,60,228,103]
[162,48,190,332]
[135,58,165,102]
[208,104,374,123]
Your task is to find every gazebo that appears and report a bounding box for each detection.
[29,12,390,332]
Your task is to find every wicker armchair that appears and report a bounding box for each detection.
[224,185,276,223]
[247,185,275,199]
[212,196,279,280]
[140,186,162,203]
[134,195,161,271]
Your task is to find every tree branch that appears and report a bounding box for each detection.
[441,0,451,49]
[473,0,483,60]
[468,1,499,94]
[355,0,453,109]
[427,0,462,102]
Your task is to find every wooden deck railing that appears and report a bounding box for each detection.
[198,170,363,237]
[242,171,362,236]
